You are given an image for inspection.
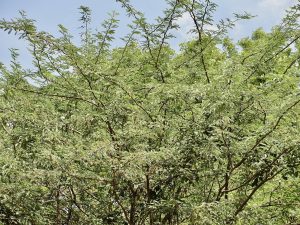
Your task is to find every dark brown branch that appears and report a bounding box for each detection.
[231,98,300,173]
[113,29,136,75]
[245,35,300,80]
[222,146,294,196]
[145,165,153,225]
[185,0,210,83]
[234,168,283,217]
[12,87,98,107]
[111,177,131,224]
[283,54,300,74]
[55,187,61,225]
[241,52,259,65]
[95,18,116,64]
[155,0,179,70]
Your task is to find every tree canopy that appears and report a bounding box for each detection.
[0,1,300,224]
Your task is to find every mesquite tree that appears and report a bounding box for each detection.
[0,1,300,224]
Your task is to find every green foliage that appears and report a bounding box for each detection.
[0,1,300,224]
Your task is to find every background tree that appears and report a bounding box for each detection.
[0,1,300,224]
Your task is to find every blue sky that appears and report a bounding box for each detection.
[0,0,296,68]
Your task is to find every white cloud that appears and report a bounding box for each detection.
[258,0,294,13]
[228,21,245,41]
[174,12,195,41]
